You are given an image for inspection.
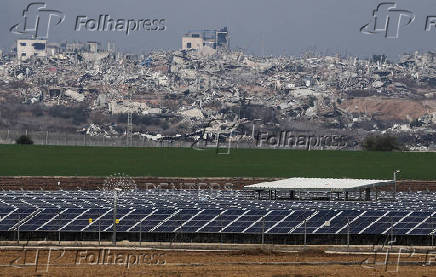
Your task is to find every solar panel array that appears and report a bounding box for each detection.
[0,190,435,236]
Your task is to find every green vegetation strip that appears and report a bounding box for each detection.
[1,145,435,179]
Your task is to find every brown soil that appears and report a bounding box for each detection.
[339,97,435,121]
[0,246,434,276]
[0,177,435,192]
[0,177,279,190]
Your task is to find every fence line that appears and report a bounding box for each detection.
[0,129,194,148]
[0,129,265,149]
[8,215,436,247]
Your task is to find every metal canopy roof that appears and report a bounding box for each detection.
[244,178,393,192]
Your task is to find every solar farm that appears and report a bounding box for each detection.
[1,147,436,275]
[1,188,436,245]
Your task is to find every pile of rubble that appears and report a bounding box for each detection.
[1,46,436,150]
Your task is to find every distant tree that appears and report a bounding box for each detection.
[161,121,170,130]
[48,105,89,125]
[31,105,44,117]
[361,134,402,151]
[16,135,34,145]
[8,80,30,90]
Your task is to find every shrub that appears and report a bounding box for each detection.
[16,135,33,145]
[117,114,164,126]
[161,121,170,130]
[48,105,89,125]
[31,105,44,117]
[361,134,402,151]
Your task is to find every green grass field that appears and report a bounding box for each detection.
[1,145,435,179]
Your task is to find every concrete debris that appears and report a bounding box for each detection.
[372,80,384,89]
[64,89,84,102]
[180,108,204,119]
[109,100,149,114]
[86,123,107,136]
[2,42,436,150]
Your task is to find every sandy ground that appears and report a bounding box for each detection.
[339,97,435,121]
[0,245,435,277]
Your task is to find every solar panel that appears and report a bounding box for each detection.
[0,190,434,235]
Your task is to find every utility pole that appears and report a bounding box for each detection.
[393,170,400,201]
[112,188,121,245]
[98,220,101,246]
[431,217,434,248]
[347,217,350,251]
[261,217,265,245]
[127,90,133,147]
[17,214,20,245]
[390,216,394,250]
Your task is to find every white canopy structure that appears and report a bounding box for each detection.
[244,177,393,192]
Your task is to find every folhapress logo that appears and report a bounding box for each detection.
[9,2,166,39]
[191,118,237,155]
[74,16,166,35]
[9,2,65,39]
[360,2,415,38]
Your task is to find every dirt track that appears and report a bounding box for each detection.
[0,176,436,191]
[0,245,435,276]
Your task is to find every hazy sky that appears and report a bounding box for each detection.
[2,0,436,59]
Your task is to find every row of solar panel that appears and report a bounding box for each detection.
[1,191,435,212]
[1,208,435,235]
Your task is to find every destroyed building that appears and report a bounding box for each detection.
[182,27,229,50]
[16,39,47,62]
[1,37,436,150]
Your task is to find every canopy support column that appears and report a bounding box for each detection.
[365,188,371,201]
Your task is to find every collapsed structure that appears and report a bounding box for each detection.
[0,37,436,150]
[16,39,47,62]
[182,27,229,50]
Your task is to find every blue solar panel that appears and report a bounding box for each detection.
[0,190,434,235]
